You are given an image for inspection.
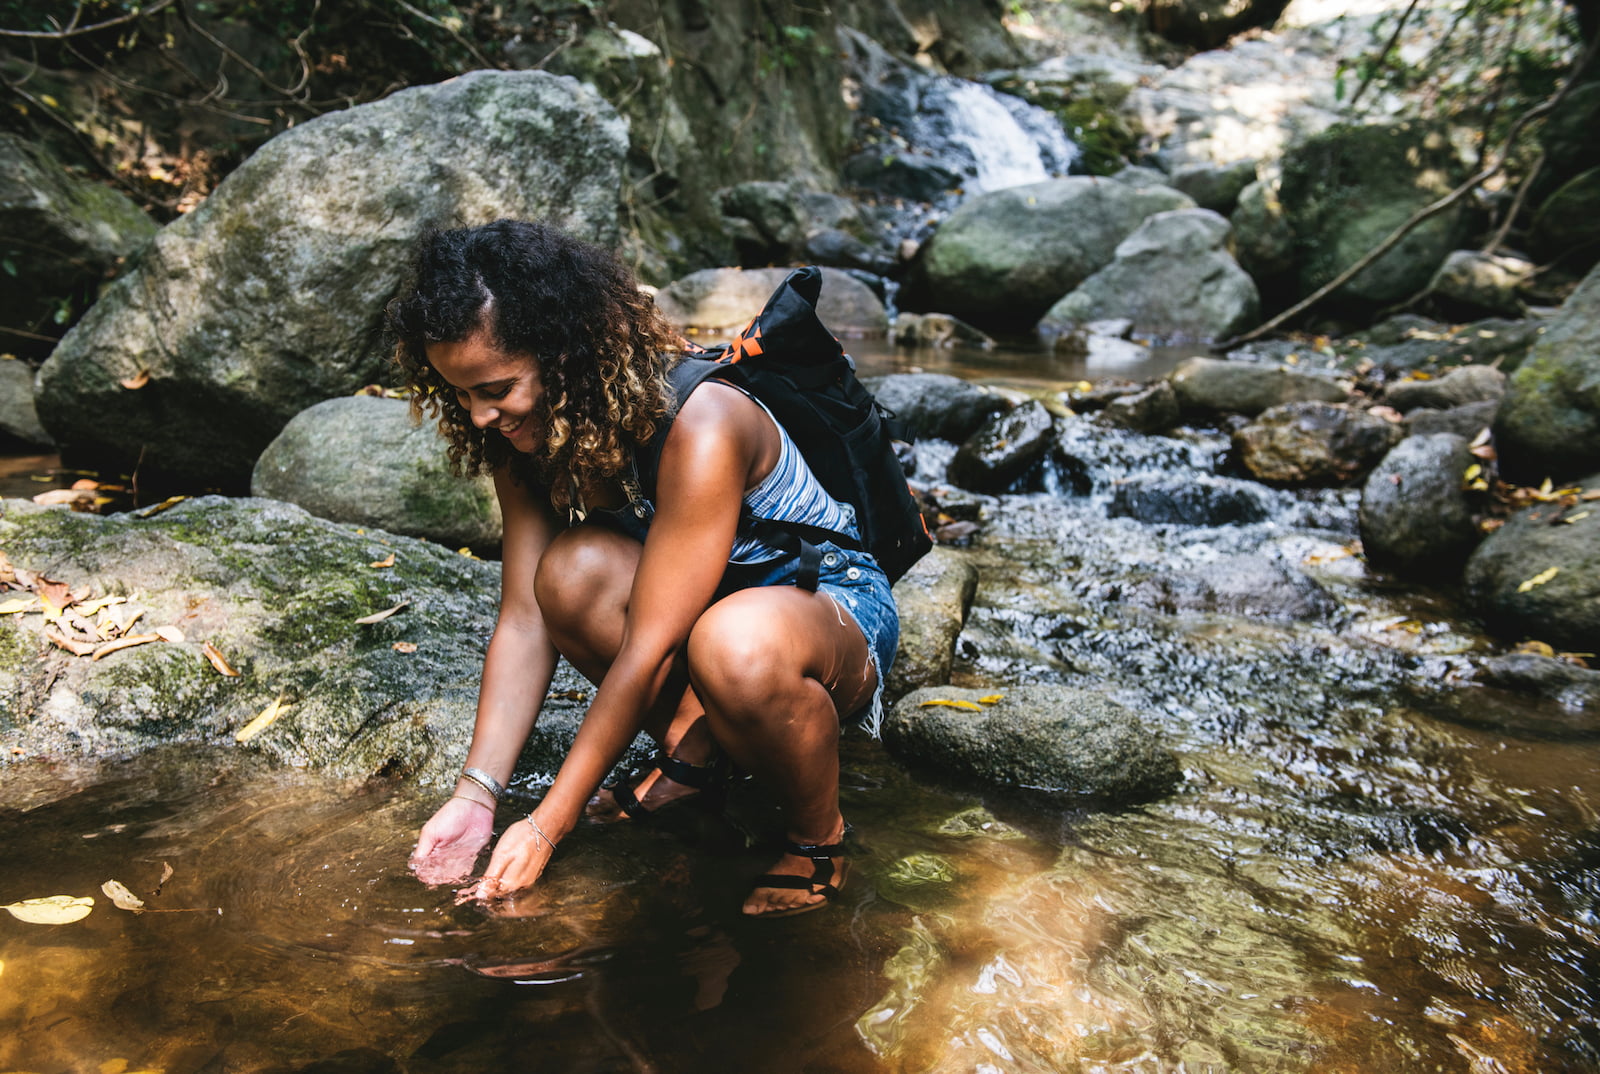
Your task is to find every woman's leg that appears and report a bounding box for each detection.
[534,525,717,813]
[686,585,877,916]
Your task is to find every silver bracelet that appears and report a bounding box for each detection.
[525,813,557,854]
[460,766,505,800]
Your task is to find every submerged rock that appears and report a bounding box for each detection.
[0,496,587,782]
[1233,402,1403,486]
[884,685,1182,802]
[251,395,501,549]
[1464,477,1600,651]
[1358,433,1482,578]
[1121,554,1338,621]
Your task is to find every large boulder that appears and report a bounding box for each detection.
[1168,356,1351,417]
[906,177,1194,327]
[864,372,1008,443]
[886,547,979,698]
[0,133,156,361]
[1495,263,1600,483]
[883,685,1182,802]
[1464,476,1600,652]
[1233,402,1404,486]
[0,496,590,781]
[1276,122,1467,309]
[36,71,627,492]
[250,396,501,549]
[652,266,887,336]
[0,358,50,447]
[1039,209,1259,342]
[1358,433,1482,578]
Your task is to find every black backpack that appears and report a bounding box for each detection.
[635,267,930,589]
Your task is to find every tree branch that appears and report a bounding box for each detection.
[0,0,177,39]
[1348,0,1423,109]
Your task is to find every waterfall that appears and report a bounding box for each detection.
[916,80,1079,193]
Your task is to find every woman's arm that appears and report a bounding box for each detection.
[410,467,561,884]
[473,383,773,897]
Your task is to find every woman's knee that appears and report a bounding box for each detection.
[687,596,795,718]
[534,527,638,632]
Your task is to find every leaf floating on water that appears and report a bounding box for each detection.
[918,698,985,711]
[355,601,409,625]
[101,879,145,914]
[3,895,94,924]
[1516,567,1560,593]
[235,697,287,742]
[976,694,1005,704]
[369,553,396,569]
[201,641,240,676]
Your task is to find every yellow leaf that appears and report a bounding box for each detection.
[457,547,478,559]
[40,94,58,108]
[3,894,94,924]
[235,697,287,742]
[0,596,37,614]
[977,694,1005,704]
[918,698,985,711]
[1565,511,1591,524]
[1538,477,1553,497]
[354,601,408,625]
[1512,640,1555,657]
[101,879,145,914]
[369,553,396,569]
[76,595,126,617]
[1516,567,1560,593]
[1463,463,1482,482]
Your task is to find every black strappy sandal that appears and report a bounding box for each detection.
[745,834,850,919]
[605,750,734,821]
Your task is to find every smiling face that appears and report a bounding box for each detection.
[425,331,545,456]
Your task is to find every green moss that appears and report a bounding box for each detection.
[1055,99,1139,177]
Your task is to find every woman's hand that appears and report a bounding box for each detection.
[410,796,496,885]
[458,812,560,902]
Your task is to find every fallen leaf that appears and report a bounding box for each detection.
[31,488,98,509]
[1583,489,1600,502]
[201,641,240,676]
[2,895,94,924]
[977,694,1005,704]
[457,547,478,559]
[92,633,162,661]
[369,553,396,569]
[355,601,409,625]
[136,495,189,518]
[1512,640,1555,657]
[1464,463,1482,482]
[0,596,37,614]
[235,697,287,742]
[1516,567,1560,593]
[101,879,145,913]
[918,698,985,711]
[119,370,150,390]
[155,862,174,895]
[392,641,418,653]
[46,627,100,657]
[154,625,186,643]
[1469,428,1492,448]
[1469,443,1497,460]
[76,595,127,617]
[1564,511,1591,524]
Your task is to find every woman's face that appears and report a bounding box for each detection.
[426,331,544,455]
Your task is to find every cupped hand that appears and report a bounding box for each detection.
[457,814,558,902]
[409,796,496,885]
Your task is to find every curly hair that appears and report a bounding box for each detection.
[387,220,680,507]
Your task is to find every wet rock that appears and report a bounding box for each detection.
[1353,315,1541,375]
[1464,476,1600,651]
[1381,364,1506,412]
[1425,250,1533,317]
[947,401,1057,493]
[1121,554,1338,621]
[891,313,995,350]
[251,396,501,549]
[906,177,1193,327]
[1170,158,1258,214]
[1404,399,1499,440]
[884,685,1182,802]
[654,266,887,336]
[864,372,1008,443]
[717,180,807,262]
[1277,121,1467,308]
[1477,654,1600,714]
[803,227,895,276]
[1529,166,1600,264]
[1168,356,1352,417]
[1098,380,1180,434]
[1039,209,1259,342]
[1233,402,1403,486]
[1046,319,1155,370]
[0,133,156,362]
[35,71,626,492]
[1495,263,1600,483]
[1109,472,1274,526]
[0,358,50,447]
[1109,164,1172,189]
[1358,433,1482,577]
[0,496,590,781]
[887,547,979,698]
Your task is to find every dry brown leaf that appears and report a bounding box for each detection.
[101,879,145,913]
[35,577,72,611]
[201,641,240,676]
[32,488,99,509]
[3,895,95,924]
[235,697,287,742]
[154,625,186,643]
[369,553,396,569]
[92,634,162,661]
[392,641,418,653]
[119,370,150,390]
[354,601,409,625]
[46,628,99,657]
[156,861,174,894]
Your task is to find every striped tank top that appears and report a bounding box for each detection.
[730,390,858,564]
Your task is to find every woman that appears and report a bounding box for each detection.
[389,220,898,918]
